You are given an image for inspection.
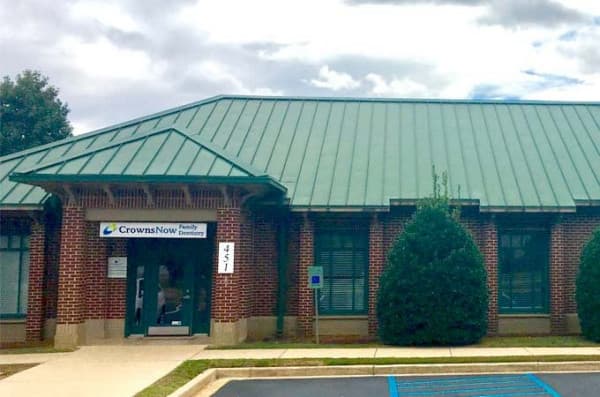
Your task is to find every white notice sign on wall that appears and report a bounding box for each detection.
[218,242,235,274]
[108,257,127,278]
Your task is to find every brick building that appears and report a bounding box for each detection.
[0,96,599,348]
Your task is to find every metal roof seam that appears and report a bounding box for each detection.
[163,135,189,175]
[362,101,375,207]
[541,106,588,201]
[207,99,235,143]
[558,106,600,188]
[491,104,526,207]
[573,106,600,157]
[478,104,510,207]
[184,103,203,130]
[289,101,319,204]
[464,104,492,206]
[439,105,453,198]
[396,102,404,200]
[265,101,301,177]
[0,156,29,202]
[411,103,419,198]
[325,102,347,208]
[221,99,249,149]
[140,131,171,175]
[307,102,334,206]
[216,94,600,106]
[344,102,362,206]
[250,101,290,168]
[520,105,563,207]
[276,101,305,181]
[232,100,262,158]
[381,103,389,206]
[191,101,218,137]
[452,105,472,198]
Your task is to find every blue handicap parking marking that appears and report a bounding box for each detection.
[387,373,562,397]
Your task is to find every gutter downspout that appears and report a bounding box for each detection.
[276,213,288,337]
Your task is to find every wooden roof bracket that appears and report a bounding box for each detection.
[102,184,115,205]
[220,185,231,207]
[181,185,193,206]
[142,184,154,206]
[64,184,77,206]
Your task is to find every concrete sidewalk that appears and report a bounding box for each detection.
[192,346,600,360]
[1,345,600,397]
[0,345,207,397]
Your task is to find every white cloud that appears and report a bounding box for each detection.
[189,60,282,96]
[365,73,430,97]
[309,66,361,90]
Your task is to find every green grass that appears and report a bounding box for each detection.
[135,354,600,397]
[478,336,599,347]
[0,346,75,355]
[208,336,600,350]
[0,364,37,380]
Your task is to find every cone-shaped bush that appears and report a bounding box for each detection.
[377,193,488,345]
[576,227,600,342]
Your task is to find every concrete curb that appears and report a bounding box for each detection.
[168,369,217,397]
[167,361,600,396]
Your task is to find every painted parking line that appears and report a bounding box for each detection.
[388,374,562,396]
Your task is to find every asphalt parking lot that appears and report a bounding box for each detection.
[213,372,600,396]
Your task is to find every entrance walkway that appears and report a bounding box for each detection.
[0,344,207,397]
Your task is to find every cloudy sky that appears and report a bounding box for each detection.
[1,0,599,134]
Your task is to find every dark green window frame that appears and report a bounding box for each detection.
[498,228,549,314]
[0,232,31,318]
[315,226,369,315]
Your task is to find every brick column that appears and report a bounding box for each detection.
[85,222,109,340]
[54,206,87,348]
[211,207,245,344]
[550,218,567,334]
[482,217,498,335]
[297,215,314,337]
[368,214,385,337]
[26,218,46,341]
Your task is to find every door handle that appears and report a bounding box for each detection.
[182,295,191,300]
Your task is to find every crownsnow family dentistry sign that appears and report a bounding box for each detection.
[100,222,207,238]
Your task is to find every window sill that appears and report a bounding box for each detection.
[315,315,368,320]
[0,318,26,324]
[498,314,549,318]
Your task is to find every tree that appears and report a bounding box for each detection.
[0,70,72,156]
[576,227,600,342]
[377,171,488,345]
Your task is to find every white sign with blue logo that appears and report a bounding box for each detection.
[100,222,207,238]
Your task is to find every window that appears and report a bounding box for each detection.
[498,229,549,314]
[0,233,30,317]
[315,227,368,314]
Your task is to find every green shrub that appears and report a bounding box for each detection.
[576,227,600,342]
[377,174,488,345]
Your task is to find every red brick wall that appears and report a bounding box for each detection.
[56,206,87,325]
[106,239,127,319]
[253,211,279,317]
[297,215,314,336]
[560,209,600,320]
[211,207,243,323]
[480,217,499,335]
[368,214,384,336]
[26,219,45,341]
[85,222,107,320]
[44,221,60,321]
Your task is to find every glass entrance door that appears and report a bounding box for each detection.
[146,244,194,335]
[126,237,212,336]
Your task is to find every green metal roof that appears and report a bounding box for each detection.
[10,127,285,191]
[2,95,599,211]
